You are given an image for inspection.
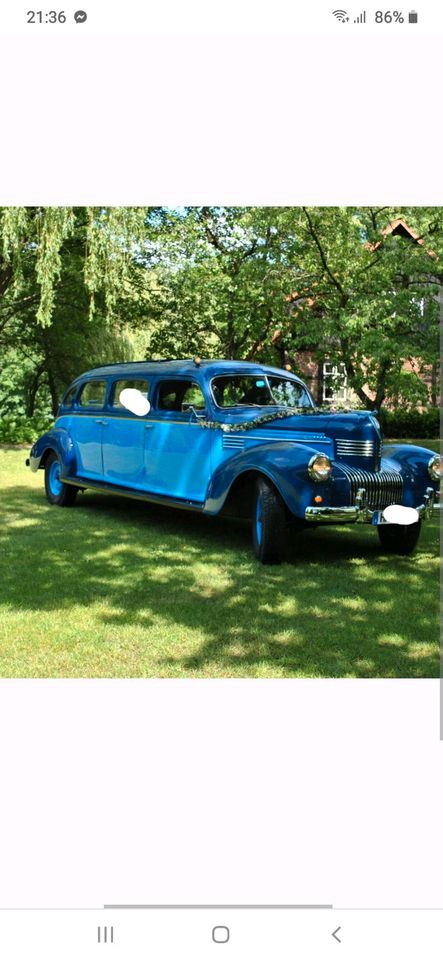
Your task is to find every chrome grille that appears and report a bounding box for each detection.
[336,439,375,457]
[339,464,403,509]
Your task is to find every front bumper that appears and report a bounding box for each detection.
[26,453,41,472]
[305,486,438,525]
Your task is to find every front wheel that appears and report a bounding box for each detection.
[44,451,78,506]
[377,519,421,555]
[252,477,286,564]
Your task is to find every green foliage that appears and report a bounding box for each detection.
[140,206,442,409]
[1,206,151,326]
[0,207,140,416]
[1,206,441,418]
[0,414,53,444]
[380,407,440,439]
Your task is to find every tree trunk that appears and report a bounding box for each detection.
[340,340,376,409]
[46,366,59,416]
[430,361,439,407]
[373,360,390,410]
[25,370,42,417]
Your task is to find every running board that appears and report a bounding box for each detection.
[62,476,204,512]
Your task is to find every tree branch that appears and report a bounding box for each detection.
[302,207,348,301]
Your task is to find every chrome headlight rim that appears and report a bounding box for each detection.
[308,453,333,482]
[428,454,442,481]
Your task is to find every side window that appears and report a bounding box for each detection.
[157,379,206,412]
[181,383,206,411]
[79,380,107,408]
[61,385,78,408]
[110,379,150,409]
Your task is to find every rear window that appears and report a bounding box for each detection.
[61,385,78,408]
[111,379,150,409]
[79,380,107,408]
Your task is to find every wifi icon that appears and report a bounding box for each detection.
[332,9,349,21]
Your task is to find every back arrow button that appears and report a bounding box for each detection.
[332,926,342,943]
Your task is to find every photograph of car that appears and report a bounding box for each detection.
[27,358,440,564]
[1,205,440,678]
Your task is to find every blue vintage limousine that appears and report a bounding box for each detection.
[27,359,440,563]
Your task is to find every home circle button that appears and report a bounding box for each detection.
[212,925,230,943]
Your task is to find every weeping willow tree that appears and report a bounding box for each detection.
[1,206,152,326]
[0,207,155,417]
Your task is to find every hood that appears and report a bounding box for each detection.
[217,408,383,472]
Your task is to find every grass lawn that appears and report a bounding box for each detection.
[0,440,440,678]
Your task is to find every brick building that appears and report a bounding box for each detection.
[275,218,442,408]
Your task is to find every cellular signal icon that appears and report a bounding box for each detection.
[354,9,366,21]
[332,9,350,21]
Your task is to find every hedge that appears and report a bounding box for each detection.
[0,414,54,444]
[379,408,440,440]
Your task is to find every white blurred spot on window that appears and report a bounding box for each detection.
[119,388,151,417]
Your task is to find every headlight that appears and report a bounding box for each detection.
[428,454,442,481]
[308,454,333,482]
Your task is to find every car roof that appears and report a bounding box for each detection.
[72,359,307,387]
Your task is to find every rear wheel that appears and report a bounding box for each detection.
[252,477,286,564]
[44,451,78,506]
[377,520,421,555]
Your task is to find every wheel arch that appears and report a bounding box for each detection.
[32,427,77,477]
[39,446,57,470]
[218,468,290,520]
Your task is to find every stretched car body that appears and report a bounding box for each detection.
[27,359,440,563]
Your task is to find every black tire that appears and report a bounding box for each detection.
[44,451,78,506]
[377,519,421,555]
[252,477,286,564]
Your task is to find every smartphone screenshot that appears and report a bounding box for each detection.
[0,1,441,957]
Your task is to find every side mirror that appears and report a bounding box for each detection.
[119,388,151,417]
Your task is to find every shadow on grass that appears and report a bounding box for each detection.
[0,482,440,677]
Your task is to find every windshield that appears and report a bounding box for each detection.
[211,374,313,409]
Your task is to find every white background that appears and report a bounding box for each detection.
[0,680,441,908]
[0,0,441,918]
[0,8,442,205]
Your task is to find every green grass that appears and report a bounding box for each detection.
[0,440,440,678]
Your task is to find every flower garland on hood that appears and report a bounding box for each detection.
[199,403,355,433]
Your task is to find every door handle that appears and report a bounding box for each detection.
[96,419,108,426]
[144,423,153,429]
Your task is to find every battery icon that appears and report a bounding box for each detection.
[408,10,418,21]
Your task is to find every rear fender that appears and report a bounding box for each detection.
[29,427,77,478]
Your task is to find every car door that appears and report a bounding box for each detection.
[145,378,212,502]
[70,379,107,479]
[101,378,150,487]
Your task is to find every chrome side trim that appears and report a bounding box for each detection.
[245,435,330,444]
[221,433,332,450]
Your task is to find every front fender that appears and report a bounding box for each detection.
[204,441,332,517]
[381,443,439,505]
[29,427,77,478]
